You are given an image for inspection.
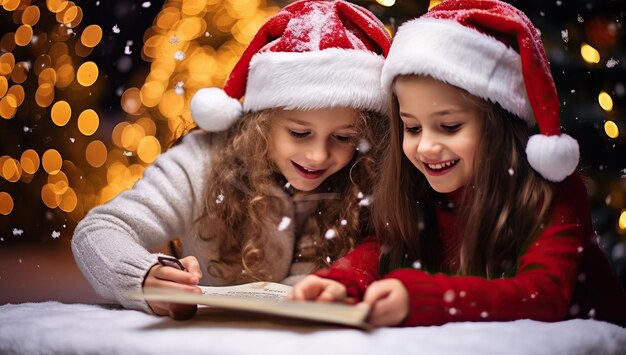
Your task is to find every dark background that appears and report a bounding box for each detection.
[1,0,624,303]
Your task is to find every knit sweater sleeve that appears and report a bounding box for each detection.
[385,174,591,326]
[71,131,211,312]
[315,235,382,299]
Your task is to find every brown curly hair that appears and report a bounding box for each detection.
[194,108,387,283]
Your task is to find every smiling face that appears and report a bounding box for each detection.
[268,107,359,192]
[395,75,482,194]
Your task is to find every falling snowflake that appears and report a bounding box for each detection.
[480,311,489,318]
[556,0,562,5]
[124,40,133,55]
[215,193,224,204]
[12,228,23,236]
[174,81,185,95]
[205,31,212,37]
[112,24,120,34]
[357,139,370,153]
[412,260,422,269]
[51,231,60,239]
[123,151,133,156]
[340,219,347,226]
[443,290,455,303]
[448,307,457,315]
[570,89,576,93]
[358,197,370,206]
[284,182,291,189]
[357,191,364,199]
[141,1,151,8]
[605,194,612,205]
[560,29,569,43]
[588,308,596,318]
[326,256,332,264]
[174,51,185,61]
[278,216,291,231]
[508,168,514,176]
[606,58,619,68]
[23,126,31,132]
[69,137,75,143]
[324,229,336,240]
[577,14,584,23]
[169,35,179,45]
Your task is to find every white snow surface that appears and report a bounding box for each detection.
[1,302,625,355]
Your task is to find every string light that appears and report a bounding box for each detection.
[580,42,600,64]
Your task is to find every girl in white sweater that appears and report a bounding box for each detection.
[72,0,391,319]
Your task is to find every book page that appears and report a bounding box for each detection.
[199,282,291,301]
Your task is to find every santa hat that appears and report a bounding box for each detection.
[191,0,391,132]
[381,0,579,182]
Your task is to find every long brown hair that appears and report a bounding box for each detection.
[196,108,386,283]
[375,76,553,278]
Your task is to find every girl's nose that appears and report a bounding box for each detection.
[305,140,330,164]
[417,131,443,158]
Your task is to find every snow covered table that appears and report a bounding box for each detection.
[1,302,624,355]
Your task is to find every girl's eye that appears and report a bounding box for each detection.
[334,134,353,143]
[289,130,310,139]
[442,124,461,132]
[404,126,421,134]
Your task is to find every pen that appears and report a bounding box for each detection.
[157,256,186,271]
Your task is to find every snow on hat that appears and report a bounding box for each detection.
[190,0,391,132]
[381,0,579,182]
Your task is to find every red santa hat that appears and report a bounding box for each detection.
[190,0,391,132]
[381,0,579,182]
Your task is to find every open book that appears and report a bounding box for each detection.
[132,282,371,329]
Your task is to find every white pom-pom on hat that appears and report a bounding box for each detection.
[190,88,242,132]
[526,133,579,182]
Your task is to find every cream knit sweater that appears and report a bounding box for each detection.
[72,131,329,313]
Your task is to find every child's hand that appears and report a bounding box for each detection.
[362,279,409,326]
[288,275,347,302]
[143,256,203,320]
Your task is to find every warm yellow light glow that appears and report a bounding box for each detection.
[137,136,161,164]
[77,109,99,136]
[2,158,21,182]
[42,149,62,175]
[41,183,61,208]
[48,171,69,195]
[0,191,13,215]
[376,0,396,7]
[619,210,626,231]
[604,121,619,139]
[598,91,613,111]
[14,25,34,46]
[35,83,55,107]
[580,42,600,64]
[81,24,103,48]
[85,140,107,168]
[428,0,443,10]
[0,76,7,97]
[77,61,98,86]
[20,149,40,174]
[51,100,71,126]
[59,187,78,212]
[121,88,142,114]
[22,5,41,26]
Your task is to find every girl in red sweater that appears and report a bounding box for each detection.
[290,0,626,327]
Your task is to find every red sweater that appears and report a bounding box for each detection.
[317,173,626,326]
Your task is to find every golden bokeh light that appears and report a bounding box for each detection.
[38,67,58,86]
[0,76,7,97]
[2,0,21,11]
[0,191,13,215]
[15,24,34,46]
[48,171,69,195]
[121,123,146,151]
[158,89,185,119]
[181,0,206,16]
[0,96,17,119]
[137,136,161,164]
[59,187,78,212]
[580,42,600,64]
[620,210,626,231]
[76,61,98,86]
[51,100,72,126]
[22,5,42,26]
[136,116,157,136]
[140,81,165,107]
[81,24,102,48]
[7,84,24,106]
[41,183,62,208]
[604,121,619,139]
[42,149,62,175]
[35,83,55,107]
[20,149,41,175]
[10,61,28,83]
[2,157,22,182]
[121,88,142,114]
[77,109,99,136]
[47,0,69,13]
[0,52,15,75]
[598,91,613,112]
[85,140,107,168]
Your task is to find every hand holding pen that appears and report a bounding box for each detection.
[143,255,203,320]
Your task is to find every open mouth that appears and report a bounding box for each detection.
[292,161,327,179]
[423,159,459,174]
